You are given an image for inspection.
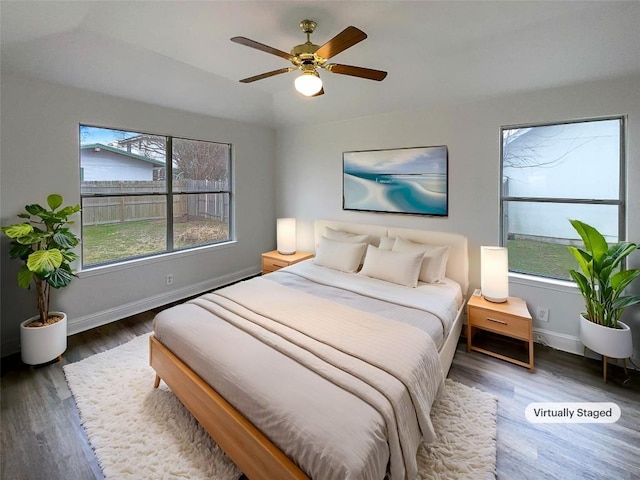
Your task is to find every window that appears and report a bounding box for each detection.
[500,117,624,280]
[80,125,232,268]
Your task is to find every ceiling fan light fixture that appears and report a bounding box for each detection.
[232,19,387,95]
[294,71,323,96]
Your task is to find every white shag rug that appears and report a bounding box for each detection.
[64,334,497,480]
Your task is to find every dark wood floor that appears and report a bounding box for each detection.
[1,309,639,480]
[448,333,640,480]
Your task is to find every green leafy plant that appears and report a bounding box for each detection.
[2,194,81,324]
[568,219,640,328]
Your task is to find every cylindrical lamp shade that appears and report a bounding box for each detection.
[277,218,296,255]
[481,246,509,303]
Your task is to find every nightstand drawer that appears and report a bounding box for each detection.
[469,308,530,340]
[262,258,290,271]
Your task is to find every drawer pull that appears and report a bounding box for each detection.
[487,317,508,325]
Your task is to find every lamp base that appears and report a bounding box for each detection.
[277,249,296,255]
[483,295,507,303]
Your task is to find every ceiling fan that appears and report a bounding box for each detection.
[230,19,387,97]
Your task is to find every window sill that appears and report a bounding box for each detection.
[509,272,580,294]
[77,240,237,278]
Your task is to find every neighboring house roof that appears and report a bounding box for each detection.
[81,143,166,167]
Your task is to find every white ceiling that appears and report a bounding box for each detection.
[2,1,639,128]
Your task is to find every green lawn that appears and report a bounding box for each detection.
[83,222,578,280]
[82,219,229,266]
[507,238,578,280]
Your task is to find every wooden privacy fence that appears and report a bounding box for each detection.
[82,180,229,226]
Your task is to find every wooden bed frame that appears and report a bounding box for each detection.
[150,336,308,479]
[150,221,469,480]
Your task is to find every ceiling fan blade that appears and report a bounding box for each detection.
[315,26,367,60]
[231,36,292,61]
[326,64,387,81]
[239,68,293,83]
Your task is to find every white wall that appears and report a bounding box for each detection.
[275,74,640,360]
[1,74,277,355]
[2,72,638,362]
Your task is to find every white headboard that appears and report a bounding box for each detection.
[314,220,469,294]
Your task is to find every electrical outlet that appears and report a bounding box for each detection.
[166,274,174,286]
[535,306,549,322]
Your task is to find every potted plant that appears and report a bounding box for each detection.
[2,194,81,365]
[568,219,639,363]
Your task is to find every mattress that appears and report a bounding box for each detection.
[153,261,463,480]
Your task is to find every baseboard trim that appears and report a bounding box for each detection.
[533,326,638,368]
[67,267,260,336]
[1,267,260,357]
[532,327,584,356]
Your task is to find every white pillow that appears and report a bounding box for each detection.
[359,245,424,287]
[313,236,367,273]
[378,236,395,250]
[392,237,450,283]
[324,227,370,245]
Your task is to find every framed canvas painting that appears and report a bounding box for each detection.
[343,145,448,216]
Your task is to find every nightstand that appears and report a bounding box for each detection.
[261,250,313,274]
[467,295,534,371]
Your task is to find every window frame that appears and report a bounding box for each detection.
[499,116,626,279]
[79,124,233,270]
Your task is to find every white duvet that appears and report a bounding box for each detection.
[271,260,463,348]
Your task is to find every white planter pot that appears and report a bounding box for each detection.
[579,315,633,359]
[20,312,68,365]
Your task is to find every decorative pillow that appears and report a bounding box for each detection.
[392,237,450,283]
[313,236,367,273]
[359,245,424,287]
[323,227,371,263]
[324,227,370,245]
[378,236,395,251]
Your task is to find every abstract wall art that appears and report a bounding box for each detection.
[343,145,448,216]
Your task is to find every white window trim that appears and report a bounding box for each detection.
[79,124,233,270]
[76,240,237,278]
[509,272,578,294]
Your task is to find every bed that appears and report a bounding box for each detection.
[150,220,469,480]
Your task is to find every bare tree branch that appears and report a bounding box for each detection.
[503,127,595,171]
[112,134,229,182]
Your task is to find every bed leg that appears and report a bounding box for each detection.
[154,374,161,388]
